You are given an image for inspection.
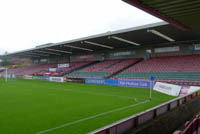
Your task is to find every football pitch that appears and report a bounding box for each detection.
[0,78,175,134]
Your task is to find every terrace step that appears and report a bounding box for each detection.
[105,59,144,79]
[63,61,100,76]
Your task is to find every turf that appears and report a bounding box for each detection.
[0,78,175,134]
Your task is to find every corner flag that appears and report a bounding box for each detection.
[150,76,155,101]
[150,76,155,81]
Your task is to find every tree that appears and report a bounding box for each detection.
[0,52,11,66]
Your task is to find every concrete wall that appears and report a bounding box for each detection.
[32,43,200,64]
[48,55,70,63]
[70,53,104,62]
[103,43,200,60]
[151,44,200,57]
[127,96,200,134]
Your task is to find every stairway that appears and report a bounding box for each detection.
[62,61,100,76]
[99,60,122,71]
[105,59,144,79]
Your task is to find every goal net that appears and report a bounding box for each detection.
[0,68,16,82]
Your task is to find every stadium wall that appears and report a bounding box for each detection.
[32,55,70,64]
[5,57,32,65]
[9,43,200,64]
[89,91,200,134]
[129,94,200,134]
[102,43,198,60]
[152,44,200,57]
[48,55,70,63]
[70,53,104,62]
[68,43,200,62]
[104,49,146,60]
[103,43,200,59]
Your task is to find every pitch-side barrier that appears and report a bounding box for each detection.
[88,90,200,134]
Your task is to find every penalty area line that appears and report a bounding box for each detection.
[36,100,150,134]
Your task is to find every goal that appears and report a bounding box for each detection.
[1,68,16,82]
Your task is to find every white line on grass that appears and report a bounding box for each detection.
[48,87,163,102]
[61,89,150,103]
[36,100,150,134]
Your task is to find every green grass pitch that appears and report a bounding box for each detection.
[0,78,175,134]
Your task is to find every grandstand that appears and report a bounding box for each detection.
[2,22,200,86]
[1,1,200,133]
[3,52,200,86]
[67,58,141,78]
[36,61,93,76]
[114,55,200,85]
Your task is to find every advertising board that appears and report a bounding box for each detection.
[153,82,181,96]
[188,86,200,94]
[118,80,151,88]
[85,78,151,88]
[49,77,64,82]
[58,64,69,68]
[85,78,106,85]
[40,76,49,81]
[107,50,136,59]
[155,46,179,53]
[49,68,57,72]
[180,86,200,96]
[194,44,200,50]
[32,76,40,80]
[70,54,103,62]
[23,75,32,80]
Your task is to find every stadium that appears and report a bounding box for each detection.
[0,0,200,134]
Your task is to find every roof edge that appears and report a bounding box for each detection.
[122,0,190,31]
[5,21,168,56]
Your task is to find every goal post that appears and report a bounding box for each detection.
[1,68,8,82]
[150,76,155,100]
[1,68,16,82]
[5,68,8,82]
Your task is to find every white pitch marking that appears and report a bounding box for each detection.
[134,98,139,102]
[36,100,150,134]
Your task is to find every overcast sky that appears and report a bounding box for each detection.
[0,0,161,54]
